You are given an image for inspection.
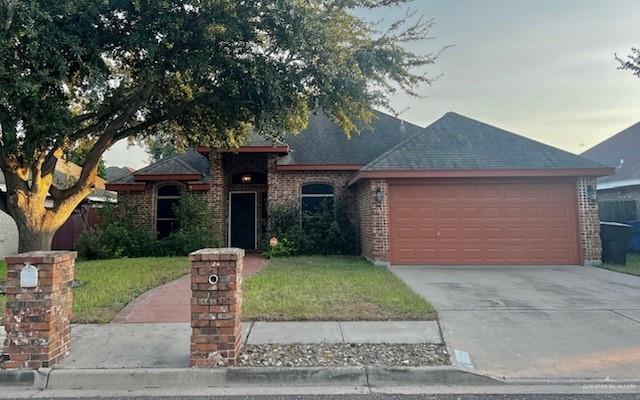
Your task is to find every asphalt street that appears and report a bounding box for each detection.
[3,393,639,400]
[3,394,637,400]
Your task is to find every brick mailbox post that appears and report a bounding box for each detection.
[189,248,244,367]
[3,251,76,369]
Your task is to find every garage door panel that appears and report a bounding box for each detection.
[389,181,580,265]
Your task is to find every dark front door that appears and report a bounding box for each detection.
[230,192,256,250]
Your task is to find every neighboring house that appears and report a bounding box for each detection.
[582,121,640,222]
[0,160,116,257]
[106,111,613,266]
[105,166,135,183]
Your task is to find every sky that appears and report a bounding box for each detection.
[104,0,640,169]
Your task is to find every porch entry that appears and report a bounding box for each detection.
[229,192,257,250]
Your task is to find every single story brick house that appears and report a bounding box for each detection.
[582,121,640,222]
[106,111,613,266]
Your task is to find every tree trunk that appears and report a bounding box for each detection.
[17,225,56,253]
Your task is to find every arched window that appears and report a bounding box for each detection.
[301,183,334,214]
[156,184,181,238]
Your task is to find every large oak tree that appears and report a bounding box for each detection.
[0,0,438,252]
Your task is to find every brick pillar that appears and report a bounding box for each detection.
[190,248,243,367]
[209,152,227,245]
[577,177,602,266]
[3,251,76,369]
[370,179,390,265]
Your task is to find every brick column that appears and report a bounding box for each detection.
[3,251,76,369]
[190,248,243,367]
[577,177,602,266]
[209,152,227,246]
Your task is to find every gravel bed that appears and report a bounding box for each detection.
[238,343,450,367]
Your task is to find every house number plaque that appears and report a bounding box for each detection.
[208,274,219,285]
[20,263,38,288]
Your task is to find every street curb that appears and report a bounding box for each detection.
[366,366,504,386]
[45,367,369,390]
[0,366,505,390]
[0,369,34,387]
[0,368,48,389]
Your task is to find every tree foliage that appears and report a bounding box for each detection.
[0,0,440,251]
[617,48,640,77]
[140,130,182,162]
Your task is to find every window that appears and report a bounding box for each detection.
[301,183,334,214]
[156,184,181,238]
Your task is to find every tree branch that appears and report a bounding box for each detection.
[4,0,17,31]
[51,82,156,208]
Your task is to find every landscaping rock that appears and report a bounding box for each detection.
[70,280,85,289]
[0,282,6,294]
[238,343,449,367]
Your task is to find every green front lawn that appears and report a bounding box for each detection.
[1,255,435,325]
[1,257,189,324]
[603,253,640,277]
[243,256,436,321]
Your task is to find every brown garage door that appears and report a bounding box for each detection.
[389,180,580,265]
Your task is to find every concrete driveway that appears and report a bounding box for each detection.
[391,265,640,380]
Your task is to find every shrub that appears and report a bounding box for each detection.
[263,237,297,258]
[77,194,218,259]
[164,194,218,255]
[266,200,359,257]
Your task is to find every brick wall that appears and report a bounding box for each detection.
[597,185,640,219]
[190,248,243,367]
[3,251,76,369]
[354,179,390,265]
[209,153,226,244]
[577,177,602,266]
[267,157,355,207]
[116,189,155,231]
[116,182,218,242]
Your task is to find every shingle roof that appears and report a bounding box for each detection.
[581,121,640,185]
[362,112,607,171]
[109,149,210,183]
[105,166,134,183]
[276,111,423,165]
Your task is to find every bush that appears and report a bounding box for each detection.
[263,237,297,258]
[164,194,218,256]
[77,194,218,259]
[266,200,359,257]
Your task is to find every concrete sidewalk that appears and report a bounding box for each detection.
[59,321,442,369]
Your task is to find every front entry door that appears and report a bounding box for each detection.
[230,192,256,250]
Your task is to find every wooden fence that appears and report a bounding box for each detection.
[52,206,100,250]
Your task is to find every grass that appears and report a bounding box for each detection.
[602,253,640,277]
[243,256,436,321]
[1,257,189,324]
[1,255,435,325]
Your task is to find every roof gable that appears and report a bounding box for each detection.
[109,149,210,184]
[362,112,608,172]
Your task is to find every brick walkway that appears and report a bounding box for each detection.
[112,254,266,324]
